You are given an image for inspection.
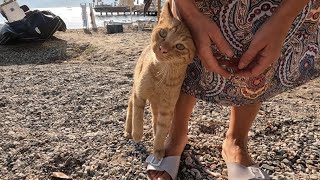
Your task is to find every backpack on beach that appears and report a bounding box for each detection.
[0,6,67,45]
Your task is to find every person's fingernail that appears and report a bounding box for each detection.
[226,50,234,57]
[238,63,246,69]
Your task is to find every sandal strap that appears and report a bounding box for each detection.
[227,163,270,180]
[146,155,181,180]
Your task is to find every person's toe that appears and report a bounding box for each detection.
[148,171,172,180]
[153,171,163,179]
[156,172,171,180]
[147,170,158,179]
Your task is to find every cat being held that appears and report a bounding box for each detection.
[125,0,196,160]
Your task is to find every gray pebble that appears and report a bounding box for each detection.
[310,175,319,180]
[261,164,275,171]
[190,168,201,179]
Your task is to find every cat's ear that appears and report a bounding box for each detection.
[158,0,174,24]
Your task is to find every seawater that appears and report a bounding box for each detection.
[0,7,156,29]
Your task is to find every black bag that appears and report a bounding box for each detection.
[0,10,67,45]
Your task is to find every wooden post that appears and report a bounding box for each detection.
[80,3,89,30]
[89,3,98,32]
[157,0,161,21]
[130,6,133,23]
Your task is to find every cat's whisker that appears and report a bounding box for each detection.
[166,63,171,76]
[156,65,166,77]
[157,63,169,86]
[157,64,167,81]
[163,63,170,84]
[155,71,166,86]
[157,72,165,86]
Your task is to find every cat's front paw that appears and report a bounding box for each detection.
[124,131,132,139]
[132,132,143,142]
[154,149,165,160]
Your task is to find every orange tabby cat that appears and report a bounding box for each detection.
[125,0,196,160]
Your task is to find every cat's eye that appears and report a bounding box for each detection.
[176,43,185,50]
[159,29,167,38]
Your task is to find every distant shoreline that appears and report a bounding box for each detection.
[0,6,156,29]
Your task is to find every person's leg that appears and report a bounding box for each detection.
[148,92,196,180]
[222,102,262,166]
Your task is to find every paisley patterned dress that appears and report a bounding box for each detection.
[181,0,320,106]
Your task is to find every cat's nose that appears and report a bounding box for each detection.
[159,46,168,54]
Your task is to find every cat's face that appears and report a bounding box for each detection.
[151,2,195,64]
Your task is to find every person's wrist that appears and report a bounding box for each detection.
[273,0,310,24]
[174,0,202,22]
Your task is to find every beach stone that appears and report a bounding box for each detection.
[261,164,275,171]
[210,164,217,169]
[296,164,306,172]
[272,175,286,180]
[306,168,310,173]
[312,141,320,146]
[282,158,291,165]
[311,169,317,174]
[138,173,146,178]
[190,169,195,177]
[198,156,204,162]
[283,172,295,178]
[311,174,319,180]
[190,168,201,179]
[306,160,314,165]
[222,169,228,176]
[185,156,193,166]
[17,173,26,178]
[52,172,72,179]
[206,169,221,177]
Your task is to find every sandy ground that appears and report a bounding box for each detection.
[0,29,319,180]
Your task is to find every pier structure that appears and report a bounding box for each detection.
[93,5,157,16]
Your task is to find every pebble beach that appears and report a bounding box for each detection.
[0,29,319,180]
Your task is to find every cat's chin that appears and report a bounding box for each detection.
[154,54,168,62]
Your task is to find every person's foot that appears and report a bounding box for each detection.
[147,135,188,180]
[222,136,271,179]
[222,136,255,166]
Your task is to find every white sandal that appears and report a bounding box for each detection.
[146,155,181,180]
[226,162,270,180]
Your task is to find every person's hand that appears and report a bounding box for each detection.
[235,18,289,77]
[236,0,310,77]
[174,0,235,78]
[182,12,234,78]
